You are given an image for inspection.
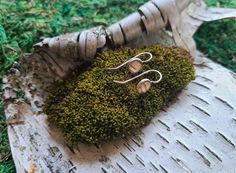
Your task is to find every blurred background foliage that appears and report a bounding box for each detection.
[194,0,236,71]
[0,0,235,172]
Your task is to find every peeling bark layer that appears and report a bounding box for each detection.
[34,0,236,66]
[34,0,193,62]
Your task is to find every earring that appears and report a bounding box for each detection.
[107,52,153,74]
[113,70,162,94]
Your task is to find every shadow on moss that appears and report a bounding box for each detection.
[43,44,195,145]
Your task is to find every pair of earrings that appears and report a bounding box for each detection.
[108,52,162,94]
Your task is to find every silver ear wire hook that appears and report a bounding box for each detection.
[107,52,153,74]
[113,69,162,94]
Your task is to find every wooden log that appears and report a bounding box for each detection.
[34,0,193,61]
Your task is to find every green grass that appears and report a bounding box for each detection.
[194,0,236,72]
[0,0,235,172]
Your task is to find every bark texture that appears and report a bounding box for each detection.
[34,0,193,62]
[2,0,236,172]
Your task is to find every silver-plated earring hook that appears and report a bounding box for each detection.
[113,69,162,94]
[107,52,153,73]
[113,69,162,84]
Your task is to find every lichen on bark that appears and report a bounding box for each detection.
[43,44,195,145]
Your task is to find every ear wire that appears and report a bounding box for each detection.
[113,69,162,84]
[113,69,162,94]
[107,52,153,73]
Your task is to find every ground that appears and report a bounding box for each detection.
[0,0,235,172]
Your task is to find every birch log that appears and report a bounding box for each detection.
[34,0,193,62]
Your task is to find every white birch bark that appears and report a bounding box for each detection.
[2,0,236,172]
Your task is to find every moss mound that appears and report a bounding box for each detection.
[43,45,195,144]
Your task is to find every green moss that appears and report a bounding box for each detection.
[43,44,195,144]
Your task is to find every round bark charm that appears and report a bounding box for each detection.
[128,59,143,73]
[137,79,151,94]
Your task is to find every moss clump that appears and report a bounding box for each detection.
[43,44,195,144]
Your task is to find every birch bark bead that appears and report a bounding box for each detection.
[137,79,151,94]
[128,59,143,74]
